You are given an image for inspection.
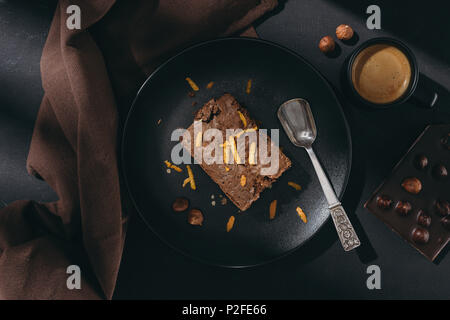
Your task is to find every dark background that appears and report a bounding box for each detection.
[0,0,449,299]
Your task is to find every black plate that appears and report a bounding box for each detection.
[122,37,352,267]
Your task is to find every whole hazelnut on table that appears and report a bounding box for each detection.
[336,24,354,40]
[319,36,335,53]
[401,177,422,194]
[376,195,392,210]
[395,201,412,216]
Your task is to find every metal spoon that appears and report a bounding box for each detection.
[278,98,360,251]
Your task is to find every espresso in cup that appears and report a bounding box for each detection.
[351,44,412,105]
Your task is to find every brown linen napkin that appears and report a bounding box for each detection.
[0,0,277,299]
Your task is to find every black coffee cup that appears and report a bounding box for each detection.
[346,37,438,108]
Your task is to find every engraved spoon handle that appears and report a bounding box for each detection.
[329,204,361,251]
[305,147,360,251]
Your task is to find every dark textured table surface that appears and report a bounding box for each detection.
[1,0,449,299]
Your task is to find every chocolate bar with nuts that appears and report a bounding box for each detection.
[183,94,291,211]
[365,124,450,261]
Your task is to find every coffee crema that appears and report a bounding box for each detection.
[351,44,412,104]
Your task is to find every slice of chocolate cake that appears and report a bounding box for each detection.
[183,94,291,211]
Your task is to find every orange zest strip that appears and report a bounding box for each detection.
[288,181,302,191]
[237,111,247,128]
[296,207,307,223]
[206,81,214,89]
[182,177,191,188]
[234,127,257,139]
[186,165,196,190]
[185,77,199,91]
[234,130,245,140]
[172,165,183,172]
[164,160,182,172]
[228,136,241,164]
[222,141,229,164]
[269,200,277,220]
[246,79,252,94]
[227,216,235,232]
[240,175,246,187]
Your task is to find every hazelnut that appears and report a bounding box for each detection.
[441,216,450,230]
[172,197,189,212]
[188,208,204,226]
[414,154,428,170]
[319,36,335,53]
[336,24,354,40]
[401,177,422,194]
[395,201,412,216]
[411,227,430,244]
[435,199,450,216]
[433,164,448,179]
[417,210,431,227]
[376,195,392,210]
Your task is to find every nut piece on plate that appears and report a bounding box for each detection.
[376,195,392,209]
[188,208,204,226]
[319,36,335,53]
[417,210,431,227]
[401,177,422,194]
[395,201,412,215]
[172,197,189,212]
[414,154,428,170]
[336,24,354,40]
[435,199,450,216]
[411,227,430,244]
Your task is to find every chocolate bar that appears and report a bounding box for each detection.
[365,124,450,261]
